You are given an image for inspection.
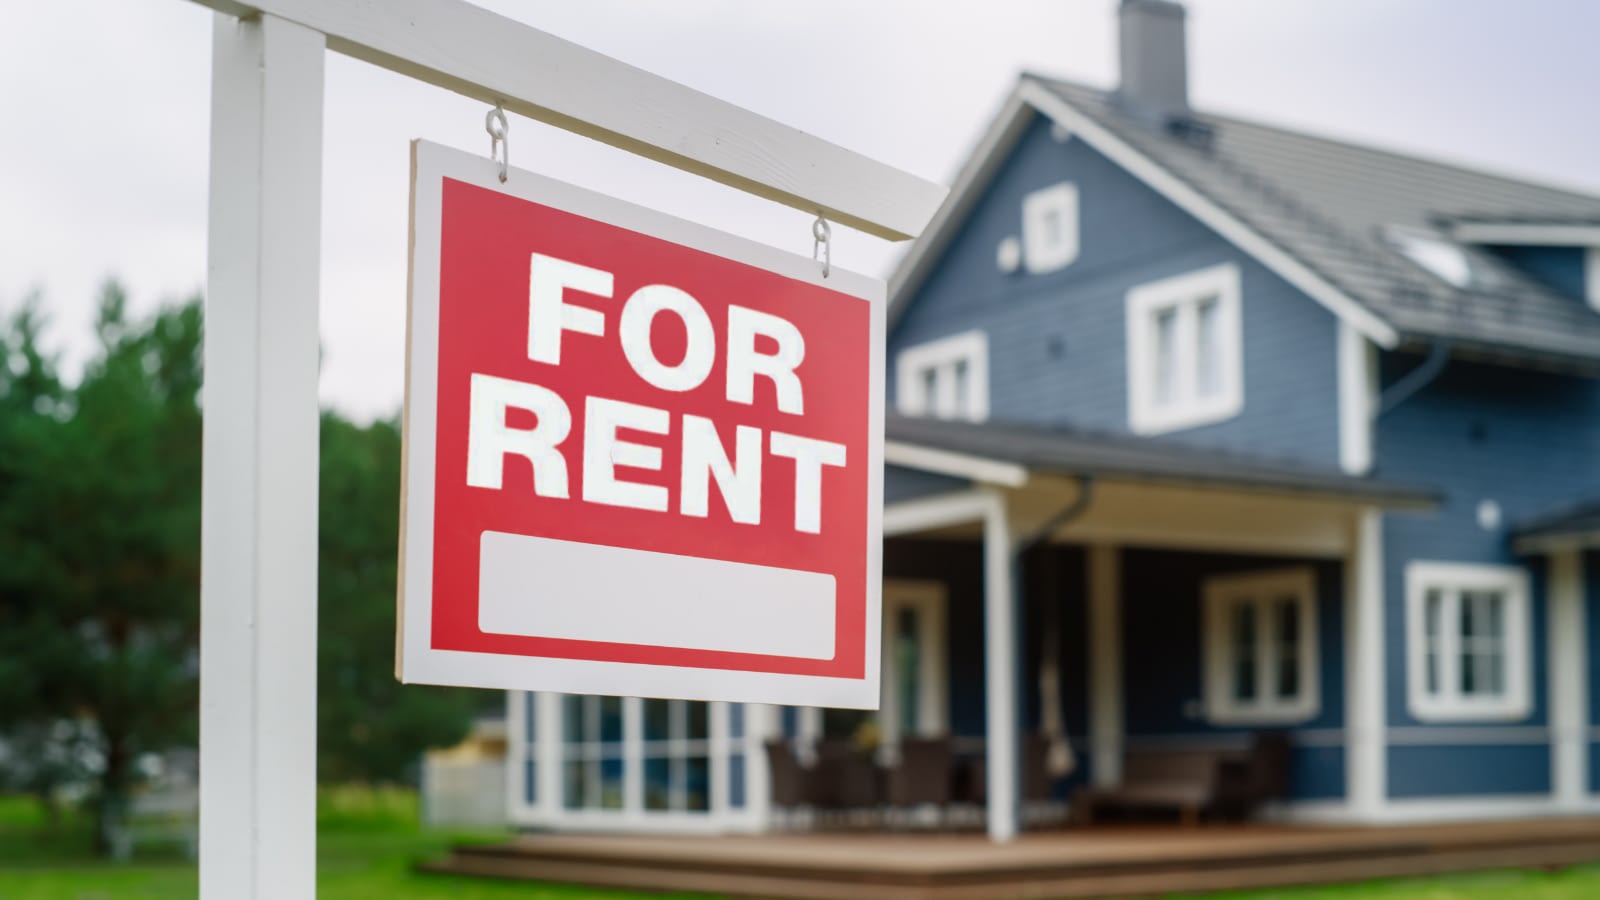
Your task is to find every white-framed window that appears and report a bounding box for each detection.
[1125,262,1243,435]
[1405,561,1531,722]
[1202,568,1319,725]
[1021,181,1079,274]
[895,330,988,422]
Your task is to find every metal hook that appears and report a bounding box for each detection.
[485,104,509,183]
[812,216,831,279]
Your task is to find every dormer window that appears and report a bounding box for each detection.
[1126,263,1243,435]
[895,330,988,422]
[1385,227,1478,289]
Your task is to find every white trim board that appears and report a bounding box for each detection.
[187,0,945,241]
[883,441,1027,488]
[1448,223,1600,246]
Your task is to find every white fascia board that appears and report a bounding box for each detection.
[1513,530,1600,555]
[1449,223,1600,246]
[888,88,1039,321]
[883,440,1029,488]
[882,489,997,537]
[1018,80,1401,350]
[189,0,946,241]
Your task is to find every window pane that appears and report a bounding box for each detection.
[644,757,672,811]
[644,698,671,742]
[563,695,587,744]
[684,756,711,811]
[1232,603,1257,702]
[600,756,625,810]
[1155,307,1180,407]
[599,696,623,743]
[1484,650,1505,696]
[921,368,938,415]
[686,701,709,741]
[1196,296,1222,399]
[950,360,970,420]
[563,760,587,809]
[897,607,921,734]
[1276,597,1300,700]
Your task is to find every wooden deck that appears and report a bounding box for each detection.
[426,818,1600,899]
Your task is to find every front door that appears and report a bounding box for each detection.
[803,579,948,757]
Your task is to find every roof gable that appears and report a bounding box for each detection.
[891,74,1600,371]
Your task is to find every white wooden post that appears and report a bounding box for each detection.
[1549,548,1588,810]
[1344,508,1386,820]
[747,704,779,831]
[1087,545,1124,788]
[199,11,324,899]
[982,492,1018,842]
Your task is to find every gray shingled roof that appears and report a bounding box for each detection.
[1513,500,1600,544]
[886,415,1436,507]
[1031,76,1600,369]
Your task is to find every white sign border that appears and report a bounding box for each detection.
[399,139,884,709]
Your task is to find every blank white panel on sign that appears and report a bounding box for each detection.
[478,531,837,660]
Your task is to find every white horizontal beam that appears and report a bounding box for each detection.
[884,440,1029,488]
[1449,223,1600,246]
[189,0,947,241]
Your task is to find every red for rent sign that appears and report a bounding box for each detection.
[398,141,884,708]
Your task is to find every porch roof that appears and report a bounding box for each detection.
[1513,499,1600,553]
[885,415,1438,508]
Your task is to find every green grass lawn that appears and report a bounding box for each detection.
[0,789,700,900]
[5,791,1600,899]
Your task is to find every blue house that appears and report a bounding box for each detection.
[504,0,1600,841]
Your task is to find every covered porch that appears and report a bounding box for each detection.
[867,416,1434,841]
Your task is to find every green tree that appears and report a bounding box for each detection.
[0,283,203,853]
[317,413,478,783]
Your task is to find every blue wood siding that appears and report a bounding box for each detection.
[1119,548,1346,801]
[1388,744,1551,798]
[1485,245,1587,303]
[888,115,1342,467]
[883,464,969,504]
[1377,358,1600,734]
[1374,356,1600,798]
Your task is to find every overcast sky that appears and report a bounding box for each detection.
[3,0,1597,421]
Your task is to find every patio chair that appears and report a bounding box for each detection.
[1073,730,1293,826]
[885,736,953,822]
[765,739,824,815]
[813,738,883,814]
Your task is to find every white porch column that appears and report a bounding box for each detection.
[1344,508,1386,820]
[200,13,324,900]
[982,492,1019,842]
[1549,548,1589,810]
[747,704,781,831]
[1087,545,1124,788]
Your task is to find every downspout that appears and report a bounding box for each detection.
[1377,339,1450,418]
[1012,475,1096,785]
